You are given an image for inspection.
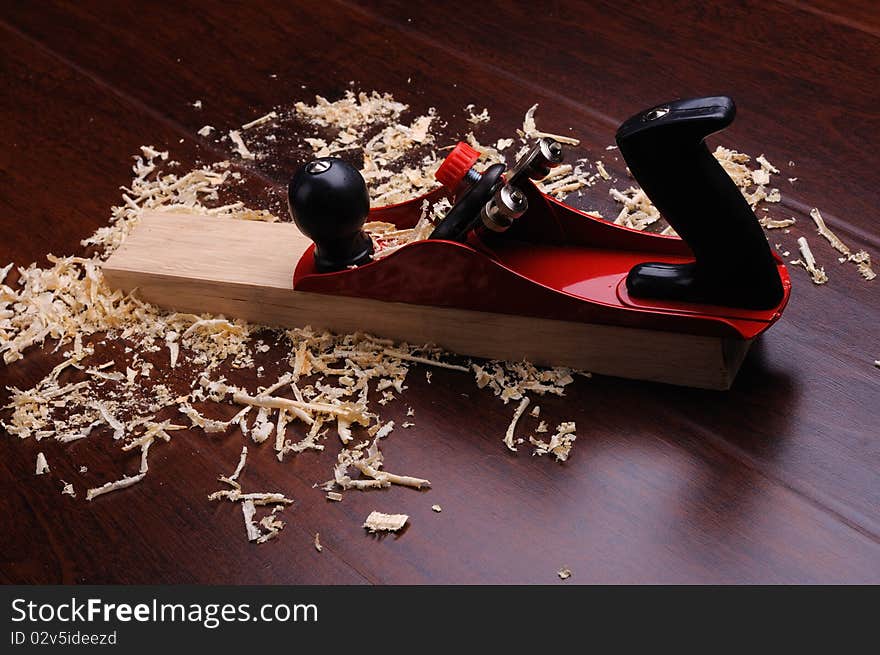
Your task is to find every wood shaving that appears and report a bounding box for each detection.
[530,422,577,462]
[35,452,49,475]
[756,154,779,174]
[295,90,406,130]
[431,504,442,513]
[810,208,875,280]
[210,490,292,505]
[791,237,828,285]
[209,449,293,543]
[465,104,490,124]
[241,500,261,542]
[197,125,214,137]
[166,332,179,367]
[330,429,432,492]
[378,351,463,373]
[228,130,255,159]
[256,508,286,543]
[325,492,343,502]
[137,437,153,473]
[751,168,771,186]
[521,104,580,145]
[472,361,573,404]
[538,160,597,199]
[179,403,230,433]
[557,567,572,580]
[465,131,507,165]
[714,146,783,209]
[229,446,248,482]
[92,401,125,440]
[86,473,146,501]
[810,208,851,256]
[363,511,409,533]
[760,217,796,229]
[241,111,278,130]
[609,186,662,231]
[365,196,453,256]
[314,532,323,552]
[61,481,76,498]
[504,397,531,452]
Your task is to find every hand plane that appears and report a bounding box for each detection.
[103,96,790,389]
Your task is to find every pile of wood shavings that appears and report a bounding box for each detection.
[295,90,443,206]
[1,93,580,547]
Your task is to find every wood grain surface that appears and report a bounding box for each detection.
[1,0,878,584]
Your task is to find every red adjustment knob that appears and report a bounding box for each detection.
[435,142,481,189]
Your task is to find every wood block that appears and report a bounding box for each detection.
[101,211,752,390]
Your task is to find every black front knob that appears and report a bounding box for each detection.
[288,158,374,272]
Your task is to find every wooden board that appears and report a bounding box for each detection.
[102,211,750,389]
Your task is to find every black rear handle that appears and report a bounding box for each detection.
[616,96,784,310]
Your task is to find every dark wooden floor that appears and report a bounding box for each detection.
[1,0,878,584]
